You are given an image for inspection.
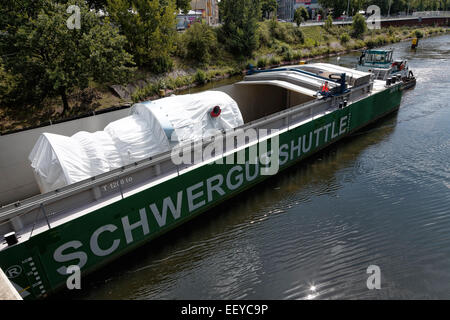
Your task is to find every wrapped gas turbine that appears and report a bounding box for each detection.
[29,91,244,194]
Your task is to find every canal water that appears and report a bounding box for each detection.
[67,34,450,300]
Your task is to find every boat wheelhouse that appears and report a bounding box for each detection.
[357,49,412,80]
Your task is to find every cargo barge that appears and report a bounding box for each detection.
[0,63,403,299]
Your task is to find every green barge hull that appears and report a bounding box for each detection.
[0,80,402,300]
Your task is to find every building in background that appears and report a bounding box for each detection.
[294,0,321,20]
[176,10,203,31]
[190,0,219,25]
[277,0,295,21]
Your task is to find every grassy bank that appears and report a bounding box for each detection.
[0,23,448,134]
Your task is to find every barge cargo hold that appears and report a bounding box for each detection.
[0,63,403,299]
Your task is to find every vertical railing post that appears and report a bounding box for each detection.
[118,176,124,199]
[40,203,51,230]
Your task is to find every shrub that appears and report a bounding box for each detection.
[413,29,424,38]
[150,56,173,74]
[276,44,292,56]
[257,57,268,68]
[194,69,207,84]
[184,23,217,64]
[293,50,302,60]
[324,15,333,31]
[387,26,394,36]
[340,33,350,44]
[257,22,271,47]
[269,56,281,66]
[365,38,376,48]
[294,27,305,44]
[174,33,188,58]
[352,13,367,39]
[375,35,386,46]
[283,49,294,62]
[174,76,191,88]
[266,19,300,44]
[294,7,308,26]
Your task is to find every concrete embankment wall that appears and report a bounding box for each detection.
[381,17,449,27]
[0,108,131,206]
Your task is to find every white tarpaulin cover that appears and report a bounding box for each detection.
[29,91,243,193]
[132,90,243,144]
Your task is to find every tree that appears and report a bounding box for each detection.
[0,58,17,105]
[318,0,348,18]
[184,23,217,64]
[107,0,177,72]
[176,0,191,13]
[352,13,367,38]
[324,14,333,30]
[1,0,135,114]
[85,0,108,10]
[294,7,308,26]
[261,0,277,20]
[219,0,261,58]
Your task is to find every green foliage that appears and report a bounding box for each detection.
[219,0,261,58]
[292,50,302,60]
[340,33,350,44]
[85,0,108,10]
[414,29,424,39]
[183,23,217,64]
[194,69,207,84]
[352,13,367,39]
[107,0,176,73]
[0,58,18,105]
[278,44,291,54]
[261,0,277,20]
[293,7,304,26]
[294,27,305,44]
[387,26,395,36]
[269,56,281,66]
[264,19,303,44]
[257,22,271,47]
[365,35,388,48]
[1,0,135,113]
[176,0,191,13]
[318,0,347,18]
[257,57,268,68]
[324,15,333,31]
[283,49,294,62]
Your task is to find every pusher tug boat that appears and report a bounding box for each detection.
[357,49,417,90]
[0,63,403,299]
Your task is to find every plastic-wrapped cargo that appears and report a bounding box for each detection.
[29,91,243,193]
[132,90,243,144]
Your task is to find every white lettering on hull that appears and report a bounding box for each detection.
[53,116,350,273]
